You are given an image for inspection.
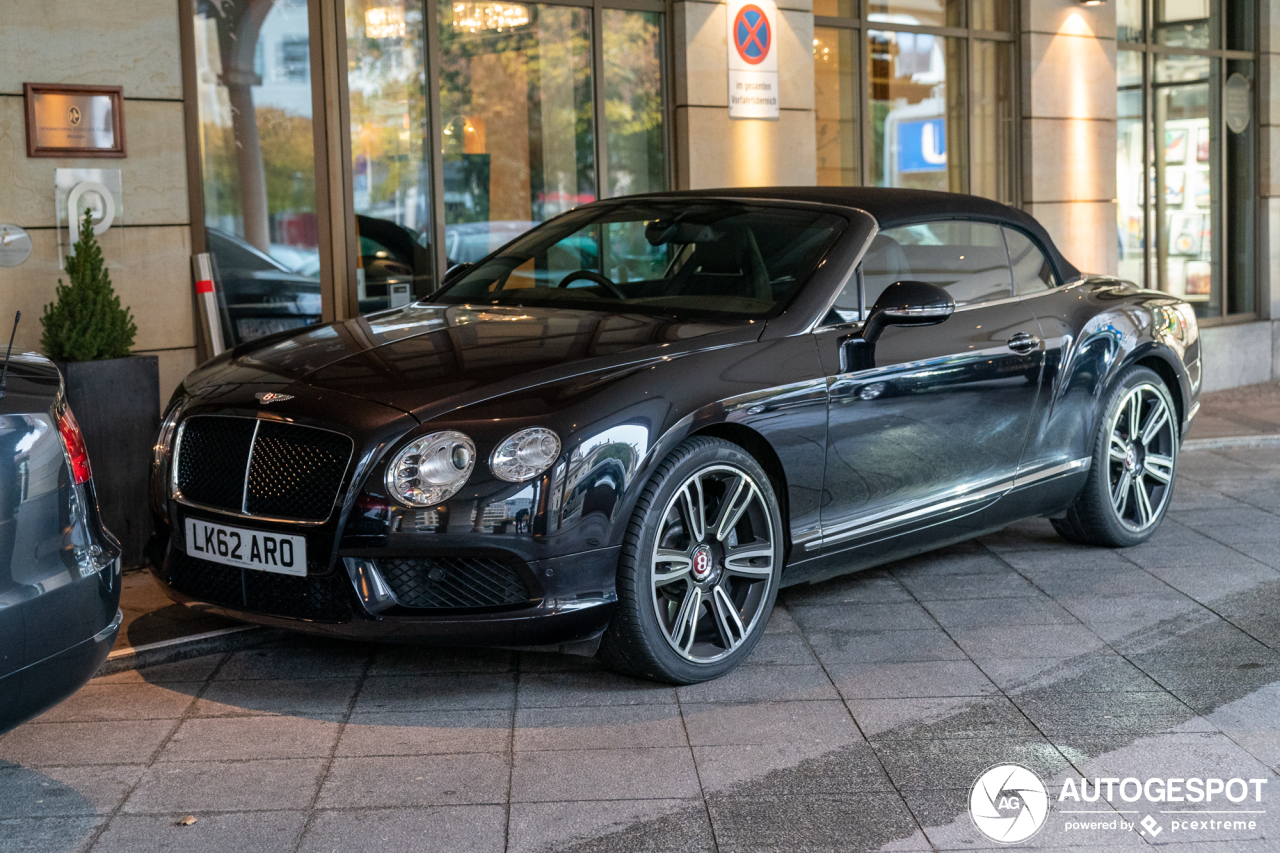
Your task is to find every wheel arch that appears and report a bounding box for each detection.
[690,422,794,562]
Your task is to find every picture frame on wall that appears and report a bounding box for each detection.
[1185,260,1211,295]
[1165,128,1188,165]
[1191,170,1211,207]
[1164,169,1185,206]
[1197,127,1210,162]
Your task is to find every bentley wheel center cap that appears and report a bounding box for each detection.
[1124,445,1139,471]
[691,545,713,581]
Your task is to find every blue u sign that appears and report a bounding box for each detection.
[897,118,947,172]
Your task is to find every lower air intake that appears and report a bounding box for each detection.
[376,556,532,610]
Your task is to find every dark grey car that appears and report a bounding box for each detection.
[0,352,122,734]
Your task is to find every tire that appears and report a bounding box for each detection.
[597,437,784,684]
[1052,366,1179,547]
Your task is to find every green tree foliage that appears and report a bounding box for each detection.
[40,209,137,362]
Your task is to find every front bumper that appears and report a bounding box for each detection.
[149,541,620,648]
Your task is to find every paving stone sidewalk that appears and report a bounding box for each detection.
[3,446,1280,853]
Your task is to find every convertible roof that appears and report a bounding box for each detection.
[624,186,1081,283]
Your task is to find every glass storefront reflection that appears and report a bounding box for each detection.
[602,9,665,198]
[438,1,596,265]
[868,30,965,193]
[346,0,439,310]
[194,0,323,345]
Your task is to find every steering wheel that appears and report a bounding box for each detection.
[557,269,628,300]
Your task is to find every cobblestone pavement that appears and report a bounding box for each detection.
[3,447,1279,853]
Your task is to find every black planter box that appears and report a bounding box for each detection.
[57,356,160,568]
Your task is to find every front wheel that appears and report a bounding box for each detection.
[1052,366,1179,547]
[597,437,783,684]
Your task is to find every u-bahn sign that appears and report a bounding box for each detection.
[727,0,779,119]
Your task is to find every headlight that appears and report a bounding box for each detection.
[385,430,476,507]
[490,427,560,483]
[153,399,184,472]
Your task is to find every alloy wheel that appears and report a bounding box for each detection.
[1106,382,1177,532]
[650,464,776,664]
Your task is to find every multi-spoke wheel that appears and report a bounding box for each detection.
[1052,366,1179,547]
[598,437,783,683]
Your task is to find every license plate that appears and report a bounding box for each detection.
[184,517,307,577]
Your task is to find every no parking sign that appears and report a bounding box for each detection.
[727,0,779,119]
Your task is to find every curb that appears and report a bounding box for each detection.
[98,625,289,676]
[1183,434,1280,451]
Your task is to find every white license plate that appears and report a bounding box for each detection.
[184,517,307,577]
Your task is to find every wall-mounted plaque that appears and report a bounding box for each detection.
[23,83,126,158]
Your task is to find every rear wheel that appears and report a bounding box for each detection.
[597,437,782,684]
[1052,366,1178,547]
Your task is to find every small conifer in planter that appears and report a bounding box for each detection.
[41,208,137,361]
[41,207,157,567]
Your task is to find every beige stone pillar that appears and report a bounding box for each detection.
[673,0,816,188]
[1019,0,1118,276]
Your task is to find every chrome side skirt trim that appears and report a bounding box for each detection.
[1011,457,1091,489]
[805,456,1092,553]
[809,472,1013,552]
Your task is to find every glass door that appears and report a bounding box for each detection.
[193,0,325,345]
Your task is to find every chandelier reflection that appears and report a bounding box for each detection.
[365,6,406,39]
[451,1,531,32]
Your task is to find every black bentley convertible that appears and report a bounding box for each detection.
[149,188,1200,683]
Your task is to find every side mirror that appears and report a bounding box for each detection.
[862,280,955,344]
[842,280,954,372]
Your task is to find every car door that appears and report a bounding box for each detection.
[811,219,1046,554]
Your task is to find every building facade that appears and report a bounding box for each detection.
[1,0,1276,398]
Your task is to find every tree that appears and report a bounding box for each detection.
[40,208,137,362]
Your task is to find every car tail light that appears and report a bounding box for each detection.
[57,405,92,485]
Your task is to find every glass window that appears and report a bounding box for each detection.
[865,221,1011,306]
[1116,49,1146,285]
[1005,227,1058,295]
[970,0,1010,31]
[970,39,1013,203]
[1115,1,1257,322]
[868,31,966,194]
[1118,0,1145,42]
[438,2,596,265]
[1155,0,1213,50]
[346,0,437,312]
[814,27,859,187]
[1154,54,1214,313]
[868,0,963,28]
[603,10,665,198]
[194,0,323,346]
[436,202,846,319]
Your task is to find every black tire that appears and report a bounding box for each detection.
[597,437,784,684]
[1052,366,1179,547]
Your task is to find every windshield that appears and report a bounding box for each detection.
[431,202,847,320]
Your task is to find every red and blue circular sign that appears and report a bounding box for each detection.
[733,5,771,65]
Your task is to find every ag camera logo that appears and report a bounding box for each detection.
[970,764,1050,844]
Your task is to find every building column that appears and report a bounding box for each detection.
[672,0,817,188]
[1019,0,1118,276]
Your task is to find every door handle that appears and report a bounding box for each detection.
[1006,332,1041,354]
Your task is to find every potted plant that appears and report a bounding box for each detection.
[42,208,159,567]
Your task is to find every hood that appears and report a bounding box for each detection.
[185,303,759,419]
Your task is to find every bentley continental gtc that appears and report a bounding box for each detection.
[148,188,1200,684]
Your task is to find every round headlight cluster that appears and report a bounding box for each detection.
[385,431,476,507]
[490,428,561,483]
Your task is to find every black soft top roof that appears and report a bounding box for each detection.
[622,186,1081,283]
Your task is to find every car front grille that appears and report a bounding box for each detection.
[167,549,354,622]
[175,416,353,521]
[376,556,533,610]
